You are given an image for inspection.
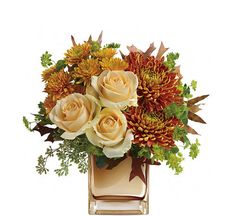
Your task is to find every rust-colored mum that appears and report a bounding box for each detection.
[73,59,102,85]
[125,107,179,149]
[44,95,56,113]
[126,52,182,111]
[45,70,74,100]
[41,66,57,82]
[100,58,128,70]
[92,48,116,59]
[65,42,91,65]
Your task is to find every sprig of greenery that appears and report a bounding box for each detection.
[35,135,104,176]
[23,116,33,131]
[164,103,189,125]
[104,43,121,49]
[41,51,53,68]
[166,152,184,174]
[189,138,200,159]
[191,80,197,91]
[164,52,179,69]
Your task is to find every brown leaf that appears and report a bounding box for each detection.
[71,35,77,46]
[186,125,199,135]
[119,50,125,59]
[189,104,202,113]
[173,66,183,78]
[156,42,169,59]
[87,35,93,43]
[129,157,146,184]
[33,123,55,136]
[188,111,206,124]
[187,95,209,106]
[106,156,127,170]
[144,42,156,58]
[127,45,143,53]
[97,31,103,45]
[45,132,55,143]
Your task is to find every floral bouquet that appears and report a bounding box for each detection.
[23,32,208,214]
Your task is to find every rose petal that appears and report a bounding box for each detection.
[103,130,133,158]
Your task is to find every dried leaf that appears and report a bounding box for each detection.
[144,42,156,58]
[188,111,206,124]
[97,31,103,45]
[173,65,183,78]
[87,35,92,43]
[45,132,55,143]
[106,156,127,170]
[156,42,169,59]
[71,35,77,46]
[119,50,125,59]
[186,125,199,135]
[129,157,146,184]
[33,123,55,136]
[189,104,202,113]
[187,95,209,106]
[127,45,142,53]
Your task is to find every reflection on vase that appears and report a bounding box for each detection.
[88,156,149,215]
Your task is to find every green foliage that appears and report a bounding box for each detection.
[104,43,121,49]
[23,116,32,131]
[164,52,179,69]
[151,144,183,174]
[137,146,151,159]
[33,102,52,125]
[55,59,66,71]
[166,152,184,175]
[41,51,53,68]
[182,83,193,99]
[152,145,165,162]
[164,103,189,125]
[189,139,200,159]
[35,135,104,176]
[91,41,101,52]
[191,80,197,91]
[173,126,191,148]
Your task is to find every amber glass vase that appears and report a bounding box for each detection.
[88,156,149,215]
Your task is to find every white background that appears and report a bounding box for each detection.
[0,0,235,215]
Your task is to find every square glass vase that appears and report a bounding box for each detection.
[88,156,149,215]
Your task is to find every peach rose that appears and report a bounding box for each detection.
[86,107,133,158]
[90,70,138,109]
[49,93,101,140]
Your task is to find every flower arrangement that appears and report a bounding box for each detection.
[23,32,208,181]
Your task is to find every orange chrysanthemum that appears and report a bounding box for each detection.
[41,66,57,82]
[45,70,74,100]
[92,48,117,59]
[44,95,56,113]
[126,52,182,111]
[65,42,91,65]
[100,58,128,70]
[73,58,102,85]
[125,107,180,149]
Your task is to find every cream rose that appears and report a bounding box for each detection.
[49,93,101,140]
[86,108,133,158]
[91,70,138,109]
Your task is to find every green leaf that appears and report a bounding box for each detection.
[191,80,197,91]
[96,156,107,168]
[137,146,151,159]
[23,116,32,131]
[91,41,101,52]
[165,152,184,175]
[104,43,121,49]
[55,59,66,71]
[164,52,179,69]
[152,145,165,162]
[41,51,53,68]
[164,103,189,125]
[189,139,200,159]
